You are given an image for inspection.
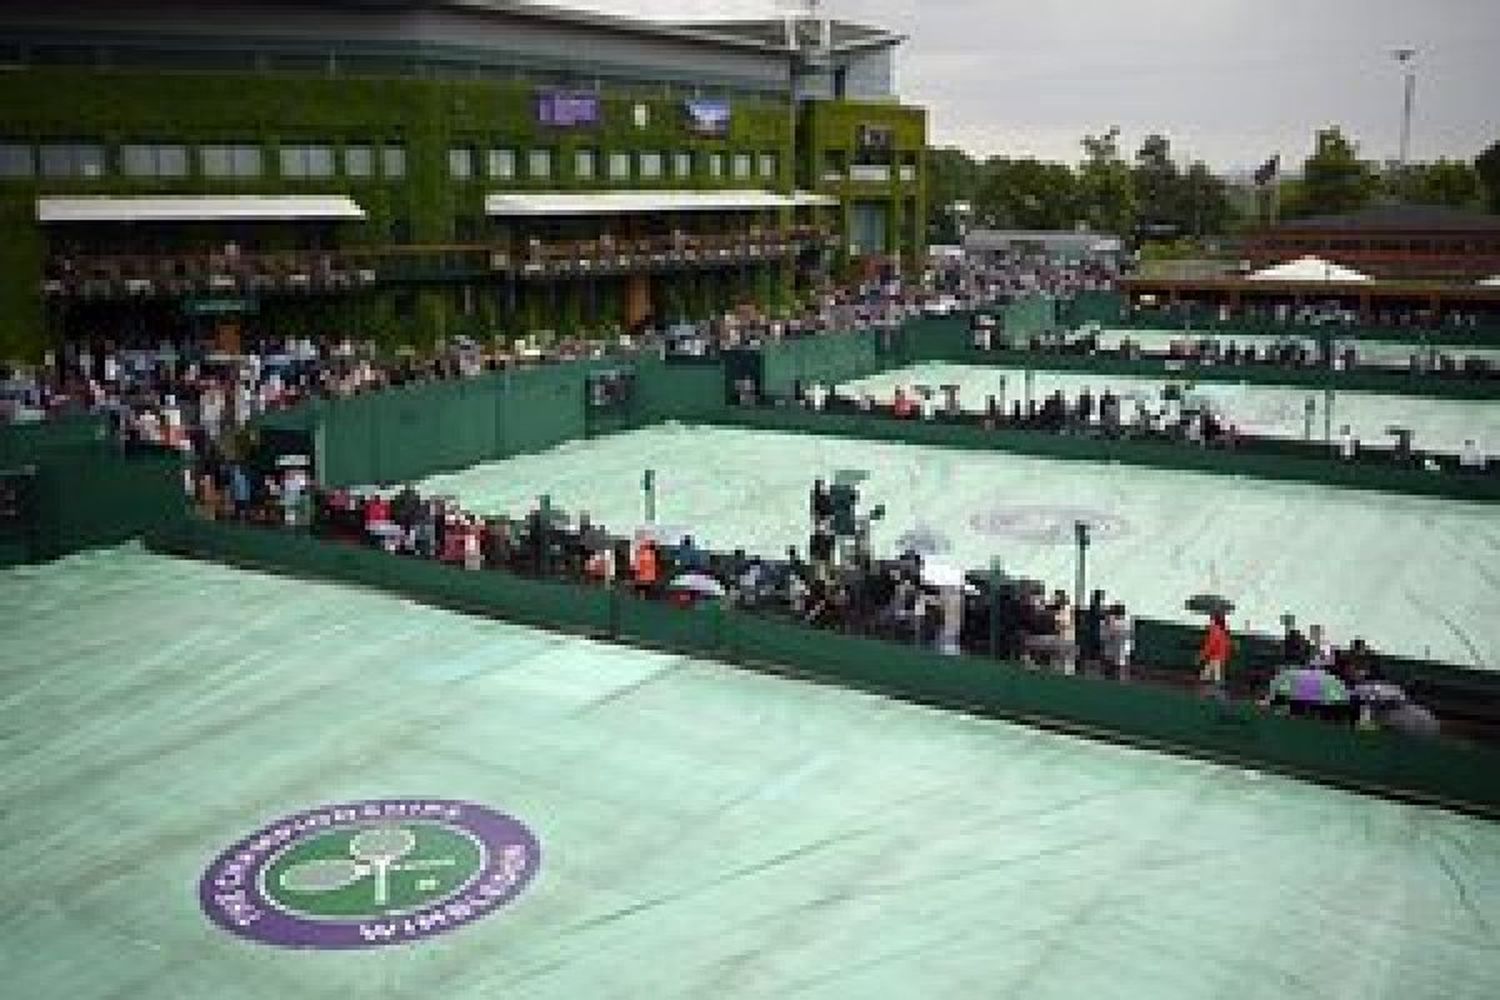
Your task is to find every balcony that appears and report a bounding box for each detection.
[40,228,836,299]
[848,164,892,184]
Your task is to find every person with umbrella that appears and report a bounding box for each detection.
[1267,665,1350,721]
[1198,609,1233,694]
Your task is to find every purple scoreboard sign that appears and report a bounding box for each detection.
[536,90,600,127]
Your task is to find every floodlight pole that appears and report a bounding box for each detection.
[1394,48,1418,169]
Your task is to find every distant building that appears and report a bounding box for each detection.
[963,230,1124,262]
[1246,205,1500,282]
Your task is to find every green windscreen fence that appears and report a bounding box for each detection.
[150,517,1500,819]
[0,419,186,566]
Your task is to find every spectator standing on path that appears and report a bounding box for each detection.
[1198,611,1233,692]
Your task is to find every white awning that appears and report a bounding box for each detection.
[37,195,367,223]
[791,191,839,208]
[1478,275,1500,287]
[1247,256,1371,283]
[485,189,837,216]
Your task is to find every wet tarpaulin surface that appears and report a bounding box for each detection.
[844,362,1500,457]
[418,424,1500,667]
[1,546,1498,998]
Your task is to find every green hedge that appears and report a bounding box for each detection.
[148,517,1500,819]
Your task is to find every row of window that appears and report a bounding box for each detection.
[0,140,784,185]
[449,147,778,183]
[0,140,408,181]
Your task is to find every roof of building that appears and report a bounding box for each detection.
[284,1,831,54]
[37,195,366,223]
[672,17,905,54]
[965,229,1124,253]
[485,189,836,216]
[1271,204,1500,233]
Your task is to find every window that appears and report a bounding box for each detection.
[758,152,778,179]
[39,142,106,179]
[528,148,552,180]
[344,144,374,178]
[0,142,34,178]
[201,144,262,178]
[732,153,752,179]
[121,143,189,178]
[639,152,663,180]
[673,151,693,178]
[280,144,334,178]
[608,151,631,181]
[448,146,474,180]
[381,144,407,179]
[488,148,516,180]
[707,152,724,179]
[574,148,596,180]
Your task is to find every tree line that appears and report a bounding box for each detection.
[927,129,1500,246]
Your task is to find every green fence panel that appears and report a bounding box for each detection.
[703,407,1500,504]
[1065,291,1128,327]
[1118,313,1500,348]
[617,594,723,654]
[499,366,588,457]
[957,351,1500,402]
[0,415,110,466]
[634,356,727,422]
[31,449,185,560]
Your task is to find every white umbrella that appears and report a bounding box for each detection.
[922,563,968,589]
[668,573,726,598]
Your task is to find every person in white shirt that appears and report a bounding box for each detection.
[1460,438,1486,470]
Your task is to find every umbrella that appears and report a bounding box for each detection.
[635,523,692,545]
[1352,681,1406,706]
[922,563,974,591]
[667,573,726,598]
[1270,667,1349,705]
[1185,593,1235,615]
[894,523,951,556]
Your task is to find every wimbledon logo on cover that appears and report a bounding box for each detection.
[199,799,540,949]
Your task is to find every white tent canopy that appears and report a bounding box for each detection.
[1247,256,1372,283]
[37,195,366,223]
[485,189,836,217]
[1477,275,1500,287]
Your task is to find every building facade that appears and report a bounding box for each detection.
[1245,205,1500,283]
[0,0,927,358]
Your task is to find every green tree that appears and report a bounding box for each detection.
[1393,159,1481,207]
[1180,161,1236,236]
[975,157,1078,230]
[1475,139,1500,214]
[924,147,983,242]
[1295,127,1377,217]
[1132,133,1182,235]
[1076,126,1137,235]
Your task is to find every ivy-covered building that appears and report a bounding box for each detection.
[0,0,927,359]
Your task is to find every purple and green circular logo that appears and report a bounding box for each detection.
[969,505,1130,544]
[199,799,540,949]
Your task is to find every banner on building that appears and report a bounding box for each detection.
[536,90,600,128]
[683,99,731,137]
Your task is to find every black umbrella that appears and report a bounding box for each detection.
[1185,593,1236,615]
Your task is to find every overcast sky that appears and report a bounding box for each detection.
[550,0,1500,172]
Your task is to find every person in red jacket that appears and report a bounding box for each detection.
[1199,611,1233,689]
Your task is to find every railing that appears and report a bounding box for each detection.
[42,227,836,298]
